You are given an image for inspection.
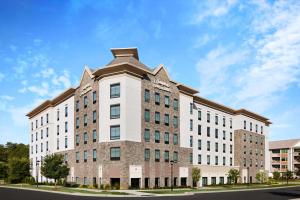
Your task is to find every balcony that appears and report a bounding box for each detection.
[271,153,280,157]
[272,160,280,164]
[294,152,300,157]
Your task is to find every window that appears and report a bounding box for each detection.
[173,99,178,111]
[223,117,226,127]
[57,110,59,121]
[93,110,97,123]
[76,134,80,146]
[190,119,193,131]
[198,139,201,150]
[215,142,218,152]
[173,134,178,145]
[207,141,210,151]
[190,103,193,114]
[155,93,160,105]
[215,129,218,138]
[31,122,33,131]
[198,125,201,135]
[57,138,59,150]
[41,116,43,126]
[223,130,226,140]
[31,134,33,142]
[144,89,150,102]
[155,131,160,143]
[41,130,43,139]
[164,151,169,162]
[215,156,218,165]
[190,136,193,147]
[164,132,169,144]
[65,137,68,148]
[41,143,43,152]
[164,114,169,126]
[261,126,263,134]
[244,120,246,129]
[198,110,201,120]
[207,127,210,137]
[57,125,59,135]
[110,147,120,160]
[46,141,48,151]
[93,91,97,104]
[36,119,38,128]
[84,114,87,126]
[255,124,258,133]
[93,149,97,162]
[173,151,178,162]
[144,149,150,161]
[76,100,79,112]
[230,157,232,166]
[36,132,38,141]
[164,96,170,107]
[110,104,120,119]
[198,154,201,164]
[250,122,252,131]
[76,152,80,163]
[65,122,68,133]
[230,145,233,154]
[65,106,68,117]
[230,118,232,129]
[230,132,232,141]
[84,132,88,144]
[84,150,88,162]
[223,144,226,153]
[155,112,160,124]
[215,115,218,125]
[110,83,120,98]
[173,116,178,128]
[93,130,97,142]
[144,129,150,142]
[189,153,193,164]
[84,177,88,185]
[207,155,210,165]
[155,149,160,162]
[46,128,49,137]
[207,112,210,123]
[144,109,150,122]
[36,144,38,153]
[76,117,79,128]
[110,125,120,140]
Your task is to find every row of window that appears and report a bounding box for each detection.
[31,137,69,154]
[76,147,120,162]
[145,149,178,162]
[243,158,264,168]
[31,127,49,142]
[243,134,264,145]
[144,110,178,127]
[76,91,97,112]
[144,89,179,110]
[76,111,97,128]
[144,130,178,144]
[243,120,264,134]
[190,105,233,128]
[197,154,233,166]
[31,113,50,131]
[75,129,98,145]
[191,124,233,140]
[243,147,264,156]
[191,138,233,153]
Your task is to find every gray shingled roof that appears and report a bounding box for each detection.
[269,139,300,149]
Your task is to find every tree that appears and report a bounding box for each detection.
[283,170,293,184]
[8,157,30,183]
[272,171,281,181]
[255,171,268,183]
[228,169,240,184]
[192,167,201,187]
[0,162,8,179]
[41,154,69,187]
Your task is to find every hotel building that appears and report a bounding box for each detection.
[27,48,271,189]
[269,139,300,177]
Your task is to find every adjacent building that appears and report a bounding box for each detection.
[27,48,271,189]
[269,139,300,177]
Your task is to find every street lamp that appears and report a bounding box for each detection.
[36,160,40,188]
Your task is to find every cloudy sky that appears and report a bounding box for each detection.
[0,0,300,144]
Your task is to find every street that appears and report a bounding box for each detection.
[1,186,300,200]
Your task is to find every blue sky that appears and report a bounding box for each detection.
[0,0,300,144]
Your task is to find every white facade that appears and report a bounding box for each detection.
[98,74,142,142]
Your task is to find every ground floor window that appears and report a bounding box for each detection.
[130,178,140,189]
[144,178,149,188]
[211,177,216,185]
[181,177,187,187]
[155,177,160,188]
[165,177,169,187]
[202,177,208,186]
[219,177,224,184]
[173,177,177,187]
[110,178,120,189]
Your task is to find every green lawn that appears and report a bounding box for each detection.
[141,189,197,194]
[5,184,129,195]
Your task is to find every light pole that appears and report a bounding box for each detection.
[36,160,40,188]
[170,160,174,191]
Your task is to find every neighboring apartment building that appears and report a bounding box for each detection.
[269,139,300,177]
[27,48,271,189]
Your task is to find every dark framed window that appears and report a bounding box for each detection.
[207,126,210,137]
[93,149,97,162]
[189,153,193,164]
[110,147,120,160]
[215,128,218,138]
[173,134,178,145]
[110,83,120,98]
[198,110,201,120]
[207,141,210,151]
[230,118,232,129]
[173,151,178,162]
[144,149,150,161]
[223,117,226,127]
[144,109,150,122]
[207,112,210,123]
[144,129,150,142]
[57,125,59,135]
[57,110,60,121]
[207,155,210,165]
[173,116,178,128]
[46,114,49,123]
[84,132,88,144]
[84,150,88,162]
[76,152,79,163]
[41,116,43,126]
[173,99,178,111]
[144,89,150,102]
[76,100,79,112]
[84,114,87,126]
[155,149,160,162]
[198,139,201,150]
[190,119,193,131]
[223,144,226,153]
[190,103,193,114]
[76,134,80,146]
[93,130,97,142]
[164,151,169,162]
[65,106,68,117]
[190,136,193,147]
[215,115,218,125]
[164,132,169,144]
[93,91,97,104]
[155,131,160,143]
[164,96,170,107]
[164,114,169,126]
[198,125,201,135]
[110,125,120,140]
[93,111,97,123]
[155,93,160,105]
[155,112,160,124]
[76,117,79,128]
[65,137,68,148]
[198,154,201,164]
[110,104,120,119]
[65,122,68,133]
[215,142,218,152]
[244,120,246,129]
[84,96,88,108]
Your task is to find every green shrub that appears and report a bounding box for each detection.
[104,184,111,190]
[24,176,36,185]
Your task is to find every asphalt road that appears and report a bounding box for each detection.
[1,187,300,200]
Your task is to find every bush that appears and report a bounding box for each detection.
[79,184,88,188]
[24,176,36,185]
[103,184,111,190]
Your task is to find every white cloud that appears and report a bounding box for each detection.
[52,70,71,88]
[0,95,14,101]
[27,82,49,97]
[193,34,217,48]
[192,0,237,23]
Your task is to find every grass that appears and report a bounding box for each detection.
[5,184,129,195]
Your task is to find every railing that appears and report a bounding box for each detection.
[294,152,300,156]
